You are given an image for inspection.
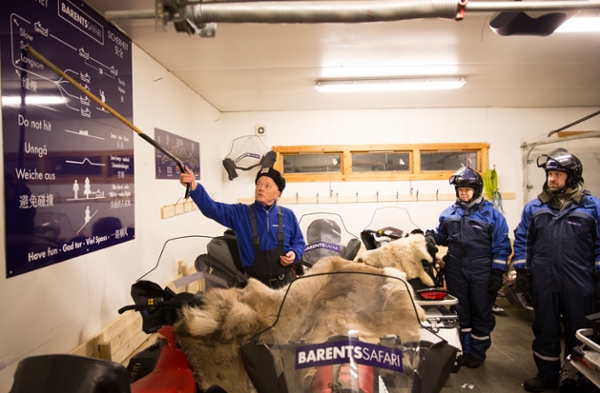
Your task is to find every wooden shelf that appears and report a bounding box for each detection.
[238,192,515,205]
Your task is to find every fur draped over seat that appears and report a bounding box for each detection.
[174,256,425,393]
[357,233,442,287]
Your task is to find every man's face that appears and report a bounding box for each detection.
[457,187,474,202]
[547,170,568,192]
[255,176,281,206]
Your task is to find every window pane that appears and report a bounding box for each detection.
[352,153,410,173]
[421,151,478,171]
[283,154,341,173]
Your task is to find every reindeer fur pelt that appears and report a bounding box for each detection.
[174,256,425,393]
[357,233,438,287]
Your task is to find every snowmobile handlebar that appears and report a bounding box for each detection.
[118,293,202,315]
[362,227,404,240]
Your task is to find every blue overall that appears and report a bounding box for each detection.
[513,190,600,380]
[431,199,511,361]
[189,184,305,285]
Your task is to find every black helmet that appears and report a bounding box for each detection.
[536,148,583,189]
[449,166,483,201]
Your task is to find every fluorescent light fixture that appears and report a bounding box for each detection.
[555,17,600,32]
[2,95,66,106]
[315,77,466,93]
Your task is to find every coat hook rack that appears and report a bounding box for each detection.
[236,190,515,205]
[161,197,198,219]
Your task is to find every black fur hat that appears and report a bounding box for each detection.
[255,167,286,192]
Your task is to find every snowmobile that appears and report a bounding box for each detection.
[502,266,534,311]
[192,212,362,287]
[10,279,205,393]
[194,229,249,290]
[239,270,459,393]
[560,312,600,392]
[359,206,462,372]
[298,212,362,271]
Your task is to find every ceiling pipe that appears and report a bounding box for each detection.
[105,0,600,24]
[105,9,155,20]
[186,0,463,23]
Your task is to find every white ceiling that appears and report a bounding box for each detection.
[84,0,600,113]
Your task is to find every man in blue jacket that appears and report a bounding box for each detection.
[428,166,512,369]
[514,148,600,392]
[180,166,305,289]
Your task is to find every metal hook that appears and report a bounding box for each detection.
[174,197,184,214]
[416,189,419,201]
[396,190,399,201]
[436,189,439,201]
[376,191,379,202]
[296,191,299,203]
[316,191,319,203]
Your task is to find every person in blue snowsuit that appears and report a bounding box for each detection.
[180,166,305,289]
[428,166,511,369]
[514,148,600,393]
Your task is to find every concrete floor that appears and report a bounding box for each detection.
[440,297,558,393]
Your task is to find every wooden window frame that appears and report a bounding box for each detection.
[273,143,489,182]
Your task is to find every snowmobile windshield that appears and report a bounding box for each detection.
[241,271,426,393]
[299,213,361,266]
[361,207,422,250]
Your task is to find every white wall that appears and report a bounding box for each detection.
[1,43,599,391]
[0,46,223,391]
[219,108,600,238]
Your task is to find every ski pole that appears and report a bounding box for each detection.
[25,45,191,199]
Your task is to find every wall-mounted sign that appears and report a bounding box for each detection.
[154,128,200,180]
[1,0,134,278]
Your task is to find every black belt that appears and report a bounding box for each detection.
[246,272,288,283]
[267,273,287,283]
[448,245,491,258]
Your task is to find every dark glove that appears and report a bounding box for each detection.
[594,273,600,303]
[424,233,439,260]
[515,269,531,293]
[488,269,504,294]
[259,150,277,168]
[222,158,238,181]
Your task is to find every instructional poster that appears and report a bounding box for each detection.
[154,128,200,180]
[1,0,134,278]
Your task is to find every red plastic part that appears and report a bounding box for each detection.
[312,363,375,393]
[417,289,448,300]
[131,326,196,393]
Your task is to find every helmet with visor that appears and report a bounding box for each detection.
[537,148,583,190]
[449,166,483,202]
